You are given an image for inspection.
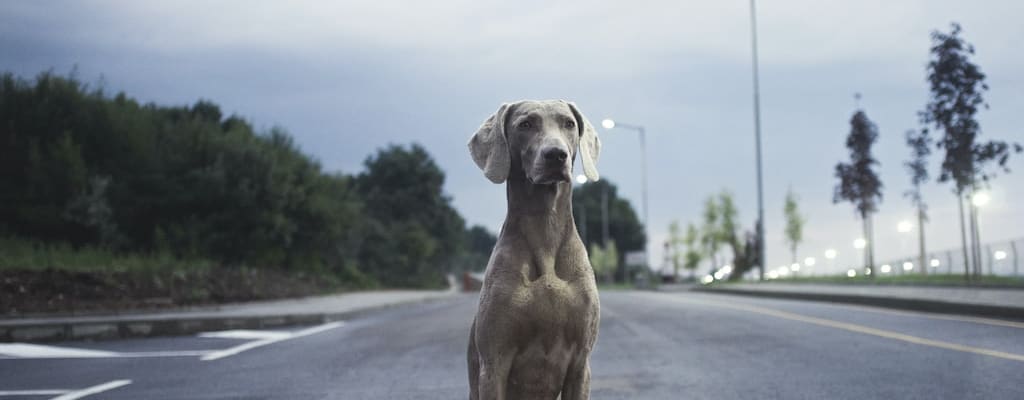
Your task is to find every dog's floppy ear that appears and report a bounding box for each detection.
[468,103,513,184]
[567,102,602,182]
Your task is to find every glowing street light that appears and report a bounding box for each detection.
[846,269,857,278]
[880,264,892,273]
[853,238,867,249]
[897,220,913,233]
[930,259,940,268]
[575,174,588,184]
[994,250,1008,261]
[790,263,801,272]
[902,262,914,271]
[971,191,991,207]
[804,257,816,267]
[601,119,616,129]
[824,249,837,259]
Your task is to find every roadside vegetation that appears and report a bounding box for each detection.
[0,71,496,313]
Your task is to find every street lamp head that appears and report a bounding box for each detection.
[897,220,913,233]
[601,119,616,129]
[824,249,837,259]
[853,238,867,249]
[575,174,588,184]
[971,191,991,207]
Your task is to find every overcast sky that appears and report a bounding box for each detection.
[3,0,1022,276]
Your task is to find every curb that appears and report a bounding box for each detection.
[0,294,459,343]
[691,287,1024,320]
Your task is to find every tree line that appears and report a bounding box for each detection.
[0,71,495,288]
[667,23,1019,283]
[834,23,1019,280]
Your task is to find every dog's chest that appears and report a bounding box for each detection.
[511,275,597,333]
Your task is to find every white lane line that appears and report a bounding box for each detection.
[0,344,119,359]
[49,380,131,400]
[0,389,71,396]
[201,321,344,361]
[198,329,292,340]
[0,343,212,360]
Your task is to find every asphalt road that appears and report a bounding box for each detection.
[2,290,1024,399]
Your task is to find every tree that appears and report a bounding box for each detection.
[904,129,930,275]
[682,223,702,280]
[666,221,683,281]
[783,188,804,264]
[454,225,497,274]
[834,110,883,277]
[717,191,739,249]
[572,177,646,282]
[700,196,721,272]
[355,144,466,287]
[919,23,1021,280]
[588,242,618,283]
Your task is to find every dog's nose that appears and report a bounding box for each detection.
[542,148,568,164]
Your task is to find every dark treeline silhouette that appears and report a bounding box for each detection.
[0,71,494,288]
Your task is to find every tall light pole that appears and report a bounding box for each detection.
[750,0,766,280]
[600,118,648,281]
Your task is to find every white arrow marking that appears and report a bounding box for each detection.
[201,321,343,361]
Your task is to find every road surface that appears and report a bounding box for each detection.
[2,291,1023,399]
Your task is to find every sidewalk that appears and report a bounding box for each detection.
[693,283,1024,319]
[1,288,459,343]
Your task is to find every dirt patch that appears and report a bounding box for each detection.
[0,268,340,317]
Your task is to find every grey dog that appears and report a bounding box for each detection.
[466,100,602,400]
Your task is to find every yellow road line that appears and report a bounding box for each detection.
[641,293,1024,363]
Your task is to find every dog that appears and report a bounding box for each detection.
[466,100,601,400]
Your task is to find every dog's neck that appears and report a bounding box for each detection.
[501,171,580,278]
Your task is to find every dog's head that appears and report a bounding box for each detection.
[468,100,601,185]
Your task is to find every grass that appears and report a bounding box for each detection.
[727,273,1024,288]
[0,236,215,273]
[597,282,636,291]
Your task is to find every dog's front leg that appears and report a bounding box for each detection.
[476,357,513,400]
[560,358,591,400]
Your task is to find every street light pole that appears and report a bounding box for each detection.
[750,0,766,280]
[600,119,649,283]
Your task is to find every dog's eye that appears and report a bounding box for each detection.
[519,121,533,130]
[564,120,576,129]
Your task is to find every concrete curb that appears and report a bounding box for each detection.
[691,286,1024,320]
[0,294,459,343]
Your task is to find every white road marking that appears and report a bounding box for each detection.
[49,380,131,400]
[0,344,119,359]
[201,321,344,361]
[0,322,344,361]
[0,389,70,396]
[0,344,211,360]
[198,329,292,340]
